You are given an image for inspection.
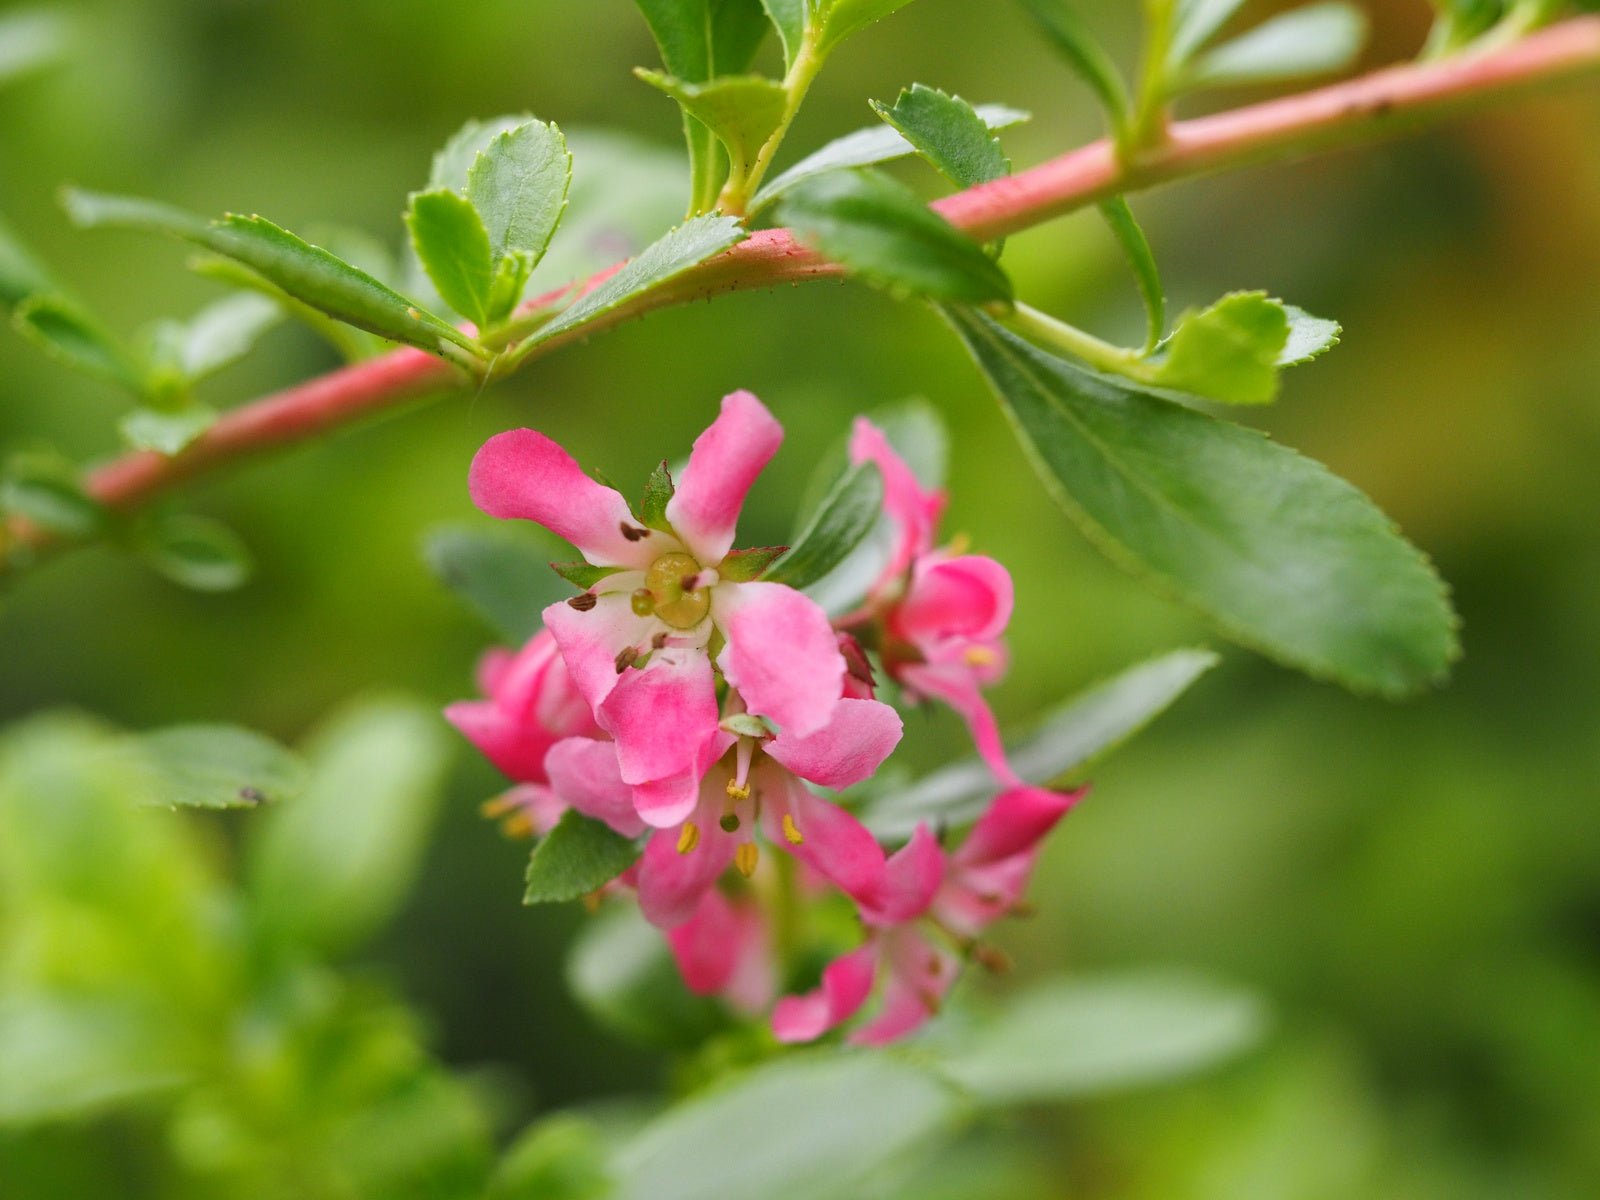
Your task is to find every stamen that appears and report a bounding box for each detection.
[680,573,700,592]
[725,778,751,803]
[1010,899,1038,919]
[676,821,700,854]
[732,737,753,794]
[619,521,650,542]
[651,631,669,650]
[567,592,598,612]
[719,812,740,833]
[614,646,640,673]
[581,892,602,914]
[631,588,656,617]
[781,813,804,845]
[735,841,760,878]
[501,811,535,839]
[964,646,998,668]
[972,943,1014,975]
[480,794,519,818]
[946,532,972,555]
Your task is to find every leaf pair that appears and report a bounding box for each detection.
[406,118,572,332]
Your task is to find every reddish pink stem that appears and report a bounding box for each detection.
[10,17,1600,558]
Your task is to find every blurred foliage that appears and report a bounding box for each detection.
[1,0,1598,1196]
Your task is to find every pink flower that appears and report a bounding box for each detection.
[470,392,850,828]
[664,888,775,1016]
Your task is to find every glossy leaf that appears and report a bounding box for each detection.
[1099,198,1166,353]
[780,170,1012,304]
[636,70,788,176]
[1153,291,1289,405]
[1180,3,1368,91]
[429,114,530,193]
[524,811,643,904]
[936,972,1268,1104]
[466,120,572,266]
[129,724,308,811]
[528,215,745,346]
[765,461,884,588]
[249,698,453,956]
[717,544,786,581]
[862,647,1218,837]
[0,7,68,87]
[407,189,495,326]
[613,1051,963,1200]
[133,513,253,592]
[11,294,139,389]
[1015,0,1130,123]
[1280,303,1341,365]
[120,405,218,455]
[62,190,480,359]
[424,523,575,644]
[550,560,626,591]
[817,0,919,54]
[752,103,1028,211]
[760,0,807,66]
[0,211,57,306]
[870,84,1009,190]
[945,309,1459,697]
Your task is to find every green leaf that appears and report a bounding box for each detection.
[527,215,745,347]
[172,291,282,380]
[944,309,1459,697]
[638,461,676,532]
[1099,198,1166,353]
[935,972,1268,1104]
[62,190,480,360]
[613,1052,963,1200]
[870,84,1010,190]
[1015,0,1130,124]
[752,103,1028,211]
[248,698,453,956]
[862,648,1218,838]
[1279,303,1341,366]
[429,114,531,193]
[717,545,787,581]
[817,0,919,54]
[0,7,69,87]
[765,461,884,588]
[524,811,642,904]
[129,723,308,811]
[491,1116,614,1200]
[423,523,574,643]
[760,0,807,67]
[550,560,626,590]
[133,513,253,592]
[0,210,58,307]
[466,120,572,266]
[636,70,788,178]
[12,294,140,389]
[406,189,495,327]
[779,170,1012,304]
[0,457,103,537]
[1179,3,1368,92]
[119,405,218,455]
[1170,0,1251,65]
[1152,291,1289,405]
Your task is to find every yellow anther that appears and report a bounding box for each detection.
[676,821,700,854]
[501,811,535,839]
[781,813,804,845]
[946,532,972,555]
[963,645,998,668]
[725,778,751,802]
[735,842,760,878]
[480,794,519,819]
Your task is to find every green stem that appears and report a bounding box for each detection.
[999,301,1154,381]
[1126,0,1178,154]
[718,31,827,216]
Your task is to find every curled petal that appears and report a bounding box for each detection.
[632,767,704,829]
[544,738,646,838]
[897,661,1015,786]
[469,429,659,567]
[765,698,902,790]
[666,890,773,1014]
[542,595,655,715]
[664,390,783,565]
[956,784,1086,868]
[714,581,844,738]
[862,825,943,926]
[849,418,945,589]
[772,944,878,1044]
[895,554,1014,645]
[936,852,1038,938]
[598,651,719,788]
[761,769,884,907]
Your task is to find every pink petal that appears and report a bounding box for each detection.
[665,891,774,1014]
[862,825,944,926]
[663,390,782,565]
[771,944,878,1044]
[935,852,1039,938]
[765,698,902,790]
[635,785,738,927]
[848,418,945,589]
[761,769,884,907]
[848,929,958,1046]
[714,581,844,738]
[499,784,568,837]
[894,554,1014,645]
[597,651,719,787]
[543,738,647,838]
[542,595,655,715]
[631,768,704,829]
[956,784,1086,867]
[443,700,548,783]
[897,660,1016,786]
[469,429,660,567]
[475,647,515,696]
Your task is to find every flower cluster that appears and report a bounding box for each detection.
[448,391,1083,1044]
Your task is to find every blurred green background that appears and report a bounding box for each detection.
[2,0,1599,1195]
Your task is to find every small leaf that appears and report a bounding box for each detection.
[524,810,642,904]
[12,294,140,389]
[0,7,69,87]
[120,404,217,455]
[466,120,572,266]
[129,724,308,811]
[175,291,282,380]
[612,1051,963,1200]
[752,103,1028,211]
[636,461,677,532]
[406,189,495,327]
[870,84,1010,190]
[550,560,625,590]
[1169,0,1251,65]
[816,0,919,54]
[1279,304,1341,366]
[779,170,1012,304]
[944,309,1459,697]
[760,0,807,67]
[62,190,480,360]
[765,461,884,588]
[0,210,58,307]
[636,70,788,178]
[0,457,103,537]
[423,523,574,643]
[133,512,253,592]
[1151,290,1289,405]
[528,215,745,347]
[1098,198,1165,353]
[1015,0,1130,124]
[862,648,1218,838]
[935,972,1268,1104]
[1179,3,1368,92]
[717,545,787,581]
[430,114,532,193]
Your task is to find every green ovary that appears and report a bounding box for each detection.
[646,551,710,629]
